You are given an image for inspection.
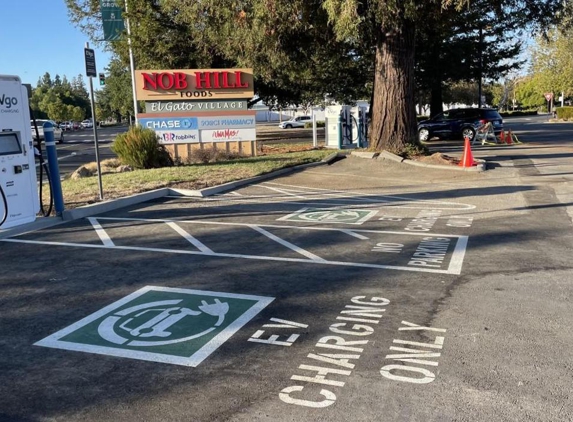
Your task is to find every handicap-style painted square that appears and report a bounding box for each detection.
[35,286,274,366]
[278,208,378,225]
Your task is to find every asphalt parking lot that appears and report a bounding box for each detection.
[1,155,572,421]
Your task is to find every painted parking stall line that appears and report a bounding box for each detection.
[2,217,469,274]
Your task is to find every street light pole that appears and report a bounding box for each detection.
[478,26,483,108]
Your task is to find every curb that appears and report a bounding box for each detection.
[62,188,171,221]
[1,155,342,237]
[351,151,380,159]
[0,216,65,240]
[373,150,486,172]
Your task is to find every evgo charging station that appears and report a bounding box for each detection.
[0,75,40,229]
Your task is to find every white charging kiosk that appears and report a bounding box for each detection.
[0,75,39,229]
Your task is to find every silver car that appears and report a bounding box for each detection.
[30,119,65,144]
[278,115,312,129]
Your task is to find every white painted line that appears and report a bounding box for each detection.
[259,184,309,199]
[88,217,115,247]
[92,216,462,238]
[228,191,242,196]
[166,222,214,254]
[263,182,476,210]
[35,286,274,367]
[1,238,462,274]
[249,224,326,262]
[35,152,77,168]
[447,235,468,275]
[277,207,309,222]
[340,230,369,240]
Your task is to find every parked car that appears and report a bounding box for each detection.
[417,108,504,142]
[278,116,312,129]
[30,119,64,144]
[81,120,93,129]
[59,121,70,130]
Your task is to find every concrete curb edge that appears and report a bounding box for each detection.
[374,150,486,172]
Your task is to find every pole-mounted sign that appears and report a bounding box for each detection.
[84,48,97,78]
[100,0,125,41]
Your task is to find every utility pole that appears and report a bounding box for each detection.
[125,0,138,125]
[478,26,483,108]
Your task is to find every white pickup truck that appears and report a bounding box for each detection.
[30,119,64,144]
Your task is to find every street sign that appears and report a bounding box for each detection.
[84,48,97,78]
[544,92,554,101]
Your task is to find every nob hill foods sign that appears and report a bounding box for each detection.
[135,68,254,101]
[136,68,257,156]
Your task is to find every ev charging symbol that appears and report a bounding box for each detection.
[97,299,229,347]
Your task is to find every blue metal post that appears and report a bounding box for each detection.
[357,113,362,149]
[337,112,343,149]
[43,121,65,215]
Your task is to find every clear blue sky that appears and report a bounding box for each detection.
[0,0,111,87]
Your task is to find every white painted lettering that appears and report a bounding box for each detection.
[350,296,390,306]
[329,323,374,336]
[393,337,444,349]
[316,336,368,353]
[380,364,436,384]
[248,330,299,346]
[398,321,447,332]
[291,365,351,387]
[263,318,309,329]
[307,353,360,369]
[279,386,336,408]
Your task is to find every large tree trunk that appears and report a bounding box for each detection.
[370,18,417,153]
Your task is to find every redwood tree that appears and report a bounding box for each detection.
[324,0,570,153]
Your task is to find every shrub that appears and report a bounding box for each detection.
[499,110,538,117]
[555,107,573,120]
[111,126,173,169]
[304,121,326,128]
[187,146,244,164]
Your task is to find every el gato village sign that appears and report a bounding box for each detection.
[135,68,257,156]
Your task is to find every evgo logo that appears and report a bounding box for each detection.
[0,94,18,109]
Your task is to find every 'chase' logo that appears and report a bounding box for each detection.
[0,94,18,109]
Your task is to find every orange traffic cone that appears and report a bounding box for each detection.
[459,136,476,167]
[506,129,513,145]
[500,130,505,144]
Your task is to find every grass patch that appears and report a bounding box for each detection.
[50,150,335,208]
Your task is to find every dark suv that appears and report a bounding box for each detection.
[417,108,503,142]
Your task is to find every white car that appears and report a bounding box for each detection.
[81,120,93,129]
[278,116,312,129]
[30,119,64,144]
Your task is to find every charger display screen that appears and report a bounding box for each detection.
[0,132,22,156]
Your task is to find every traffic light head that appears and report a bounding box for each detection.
[99,73,106,86]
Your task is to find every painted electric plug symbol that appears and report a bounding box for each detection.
[120,299,229,338]
[198,299,229,327]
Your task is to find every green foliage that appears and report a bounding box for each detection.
[304,121,325,128]
[399,141,430,159]
[111,126,173,169]
[30,72,90,122]
[499,110,538,117]
[555,107,573,120]
[96,58,136,121]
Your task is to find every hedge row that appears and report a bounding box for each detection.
[555,107,573,120]
[304,121,326,128]
[499,110,538,117]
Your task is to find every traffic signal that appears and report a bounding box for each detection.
[99,73,106,86]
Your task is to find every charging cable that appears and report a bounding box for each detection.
[0,183,7,227]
